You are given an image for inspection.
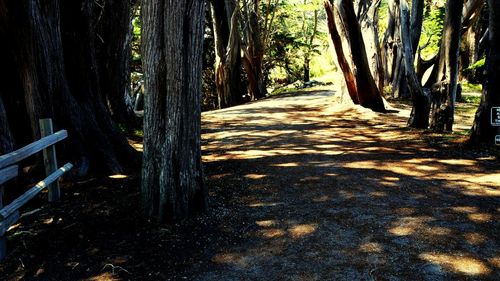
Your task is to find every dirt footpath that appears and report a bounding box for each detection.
[198,89,500,280]
[1,89,498,281]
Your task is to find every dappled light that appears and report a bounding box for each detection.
[108,174,129,179]
[198,89,500,279]
[419,253,492,276]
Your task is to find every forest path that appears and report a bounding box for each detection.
[197,89,500,280]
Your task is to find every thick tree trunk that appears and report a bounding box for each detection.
[0,0,138,175]
[95,0,138,128]
[470,0,500,145]
[400,0,431,128]
[332,0,386,112]
[429,0,464,132]
[142,0,207,222]
[211,1,243,109]
[325,1,359,104]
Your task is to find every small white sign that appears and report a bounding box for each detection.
[492,107,500,126]
[496,135,500,146]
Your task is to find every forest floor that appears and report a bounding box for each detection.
[1,87,499,281]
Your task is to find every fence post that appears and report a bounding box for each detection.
[39,119,60,202]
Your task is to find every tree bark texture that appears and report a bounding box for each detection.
[429,0,464,131]
[95,0,138,128]
[325,1,359,104]
[242,2,267,100]
[329,0,386,112]
[211,0,243,109]
[358,0,385,93]
[382,0,405,98]
[0,0,138,175]
[460,0,485,81]
[470,0,500,145]
[400,0,431,128]
[410,0,425,58]
[141,0,207,222]
[0,97,14,154]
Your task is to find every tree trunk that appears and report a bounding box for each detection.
[0,97,14,154]
[95,0,138,129]
[400,0,431,128]
[358,0,384,93]
[470,0,500,145]
[410,0,425,58]
[302,6,319,83]
[429,0,464,132]
[460,0,485,81]
[242,3,266,100]
[304,56,311,82]
[328,0,386,112]
[382,0,405,98]
[0,0,138,175]
[325,1,359,104]
[211,0,243,109]
[141,0,207,222]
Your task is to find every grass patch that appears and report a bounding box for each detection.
[461,82,482,93]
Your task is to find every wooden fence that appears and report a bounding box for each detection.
[0,119,73,261]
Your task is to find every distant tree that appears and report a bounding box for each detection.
[141,0,207,222]
[241,0,280,100]
[210,0,244,109]
[460,0,486,82]
[300,0,320,82]
[470,0,500,145]
[381,0,424,99]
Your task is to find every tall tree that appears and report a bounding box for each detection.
[95,0,138,128]
[210,0,244,109]
[241,0,280,100]
[301,0,320,82]
[358,0,384,93]
[400,0,431,128]
[141,0,207,222]
[0,0,138,175]
[381,0,404,97]
[325,0,386,112]
[460,0,485,81]
[470,0,500,145]
[428,0,465,131]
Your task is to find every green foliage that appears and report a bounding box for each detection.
[266,0,335,86]
[461,81,483,94]
[464,57,486,71]
[419,1,446,59]
[378,0,446,59]
[131,6,142,71]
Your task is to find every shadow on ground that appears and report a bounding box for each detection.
[0,89,498,281]
[197,89,500,280]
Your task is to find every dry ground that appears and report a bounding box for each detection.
[0,88,499,280]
